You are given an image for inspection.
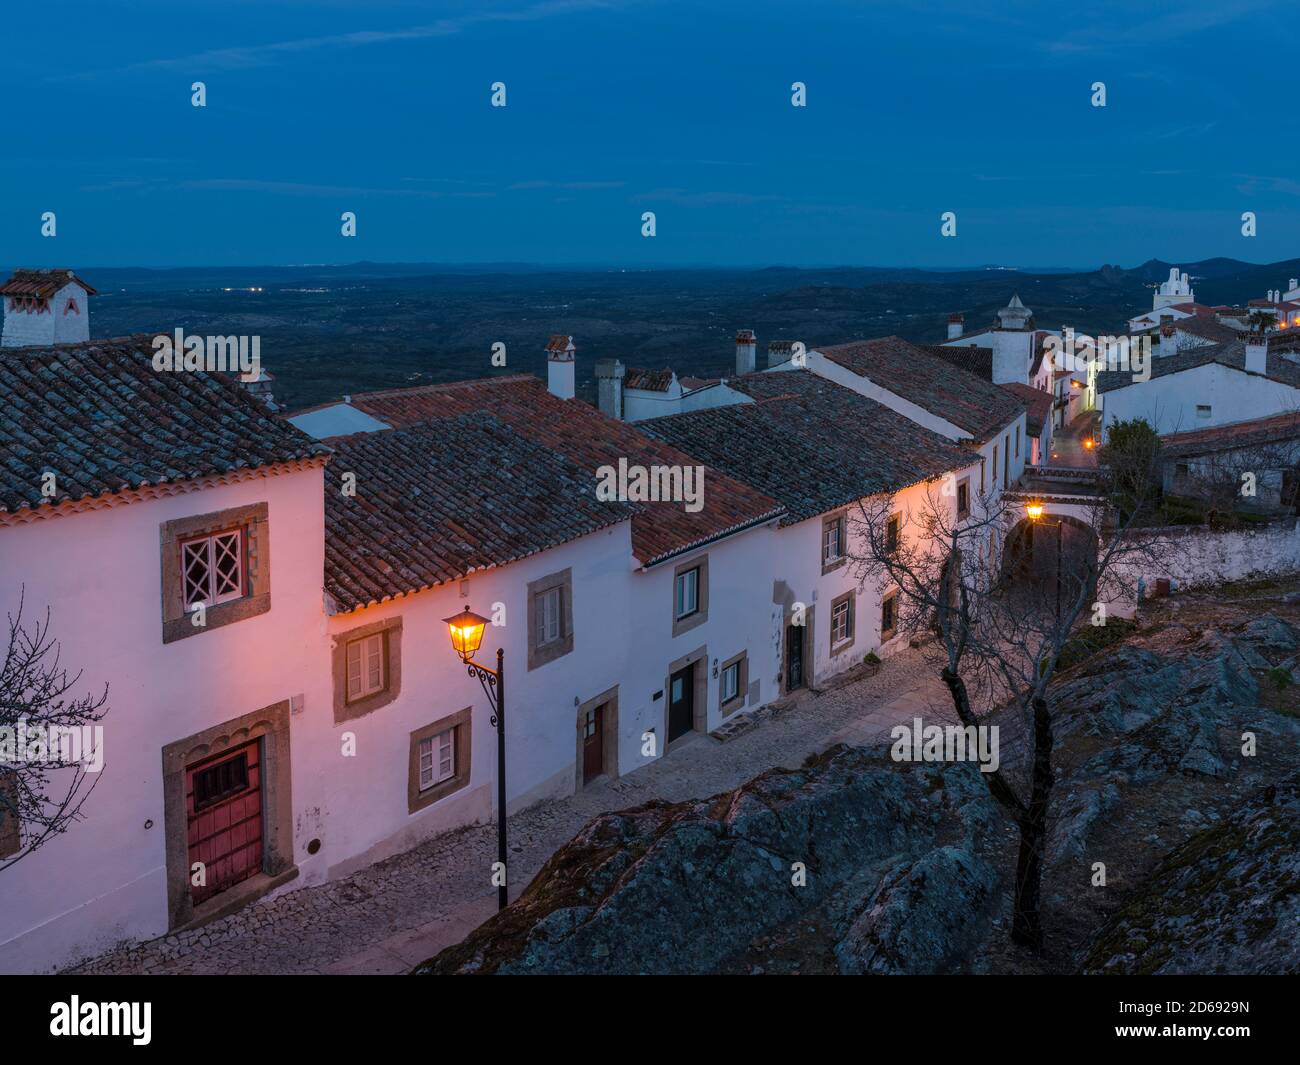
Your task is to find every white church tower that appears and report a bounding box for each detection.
[1153,267,1194,310]
[1,269,96,348]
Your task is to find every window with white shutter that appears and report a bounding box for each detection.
[345,632,386,702]
[418,728,455,791]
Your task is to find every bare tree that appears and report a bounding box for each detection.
[848,452,1169,950]
[0,590,109,871]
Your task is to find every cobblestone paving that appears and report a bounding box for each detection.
[73,647,957,975]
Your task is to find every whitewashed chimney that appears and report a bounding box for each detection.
[1,268,95,348]
[595,358,624,419]
[947,313,964,340]
[1245,335,1268,375]
[546,334,576,400]
[767,340,795,368]
[735,329,757,376]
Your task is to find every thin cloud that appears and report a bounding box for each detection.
[57,0,616,80]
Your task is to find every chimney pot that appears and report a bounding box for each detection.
[595,358,625,419]
[735,328,757,376]
[947,313,964,340]
[546,334,576,400]
[1245,335,1268,375]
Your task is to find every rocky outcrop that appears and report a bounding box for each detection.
[418,611,1300,976]
[1081,776,1300,974]
[416,749,1000,975]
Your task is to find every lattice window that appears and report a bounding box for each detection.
[181,529,245,609]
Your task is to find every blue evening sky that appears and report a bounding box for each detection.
[1,0,1294,268]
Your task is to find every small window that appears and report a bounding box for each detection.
[957,479,970,519]
[992,445,999,486]
[822,516,844,563]
[831,596,853,644]
[675,566,700,620]
[180,528,245,608]
[1015,425,1021,458]
[885,514,901,554]
[1196,404,1212,420]
[1003,436,1010,488]
[536,586,564,646]
[346,632,386,702]
[721,661,740,703]
[881,593,898,639]
[418,728,456,791]
[192,752,249,811]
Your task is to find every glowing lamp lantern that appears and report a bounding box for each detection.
[1026,502,1045,521]
[444,607,489,662]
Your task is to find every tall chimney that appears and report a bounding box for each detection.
[947,313,964,340]
[1245,335,1268,375]
[735,329,756,376]
[595,358,624,419]
[1,268,95,348]
[767,340,795,368]
[1160,322,1177,356]
[545,334,576,400]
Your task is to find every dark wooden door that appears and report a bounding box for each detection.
[786,624,804,691]
[186,740,263,906]
[582,704,604,784]
[668,664,694,742]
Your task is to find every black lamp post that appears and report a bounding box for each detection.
[443,606,508,912]
[1026,503,1063,622]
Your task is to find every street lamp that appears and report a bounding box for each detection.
[443,606,508,912]
[1026,502,1063,622]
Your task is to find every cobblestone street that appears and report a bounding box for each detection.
[74,647,958,975]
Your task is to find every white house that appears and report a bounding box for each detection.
[0,269,96,348]
[0,336,332,972]
[642,369,987,689]
[1098,335,1300,437]
[938,295,1058,389]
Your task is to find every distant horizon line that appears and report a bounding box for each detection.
[2,255,1295,276]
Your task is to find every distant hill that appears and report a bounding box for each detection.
[18,257,1295,410]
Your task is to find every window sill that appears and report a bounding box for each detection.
[162,592,270,644]
[821,555,848,576]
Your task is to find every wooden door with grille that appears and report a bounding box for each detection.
[186,740,263,906]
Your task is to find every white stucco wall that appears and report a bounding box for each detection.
[1100,363,1300,437]
[0,465,328,973]
[1,282,90,348]
[1109,520,1300,593]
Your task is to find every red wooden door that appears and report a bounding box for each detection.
[186,740,263,906]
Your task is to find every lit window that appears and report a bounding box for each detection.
[418,728,455,791]
[722,661,740,703]
[346,632,385,702]
[180,529,244,608]
[675,567,700,619]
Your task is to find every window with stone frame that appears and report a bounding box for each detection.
[160,503,270,644]
[830,591,855,652]
[881,591,899,640]
[957,478,971,520]
[885,513,901,554]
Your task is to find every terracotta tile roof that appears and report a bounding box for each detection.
[1161,410,1300,459]
[1168,302,1215,315]
[641,370,975,524]
[0,268,98,299]
[342,375,783,566]
[999,382,1052,437]
[624,367,675,392]
[0,335,329,515]
[1170,317,1239,344]
[325,412,636,611]
[817,336,1024,440]
[919,343,993,381]
[544,334,574,353]
[680,375,719,391]
[1096,337,1300,394]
